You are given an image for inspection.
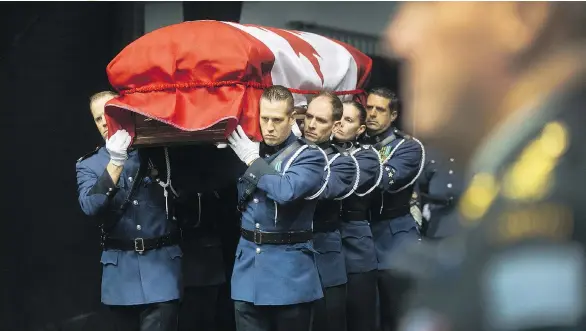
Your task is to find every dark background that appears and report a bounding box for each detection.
[0,2,398,330]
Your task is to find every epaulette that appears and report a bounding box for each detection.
[394,129,412,140]
[77,146,101,163]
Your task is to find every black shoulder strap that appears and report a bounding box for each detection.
[374,133,397,150]
[269,140,303,168]
[77,146,101,163]
[394,129,412,140]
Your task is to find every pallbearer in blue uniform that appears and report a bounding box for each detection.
[363,88,425,331]
[334,100,381,331]
[76,91,182,331]
[227,85,327,331]
[303,92,358,331]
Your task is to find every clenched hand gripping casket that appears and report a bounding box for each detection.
[104,20,372,147]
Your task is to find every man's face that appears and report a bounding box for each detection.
[259,98,294,146]
[334,103,366,142]
[366,94,396,135]
[90,95,115,140]
[304,96,340,144]
[386,2,514,143]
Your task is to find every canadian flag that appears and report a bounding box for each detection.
[104,20,372,142]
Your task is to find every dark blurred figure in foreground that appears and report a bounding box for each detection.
[386,2,586,330]
[170,145,242,331]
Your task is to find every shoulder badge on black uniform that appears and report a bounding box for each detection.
[77,146,101,163]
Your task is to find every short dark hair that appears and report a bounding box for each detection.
[368,87,400,113]
[342,100,367,125]
[89,90,118,106]
[312,90,343,121]
[261,85,294,114]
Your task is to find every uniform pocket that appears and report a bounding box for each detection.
[389,217,417,235]
[164,245,183,260]
[285,242,319,255]
[341,223,373,239]
[313,235,342,254]
[100,250,119,266]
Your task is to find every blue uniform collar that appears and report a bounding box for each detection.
[316,140,332,150]
[366,125,396,144]
[261,132,298,157]
[332,139,355,150]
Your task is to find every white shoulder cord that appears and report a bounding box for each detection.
[157,147,179,217]
[383,137,426,194]
[305,146,331,200]
[335,153,360,200]
[355,147,384,197]
[275,144,308,226]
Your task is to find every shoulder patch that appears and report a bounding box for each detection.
[77,146,101,163]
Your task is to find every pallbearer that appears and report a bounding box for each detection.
[227,85,327,331]
[334,100,381,331]
[303,92,359,331]
[363,88,426,331]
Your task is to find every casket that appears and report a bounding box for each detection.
[104,20,372,147]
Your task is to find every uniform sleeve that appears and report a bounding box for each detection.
[380,139,423,192]
[243,147,327,205]
[76,161,120,216]
[354,149,381,193]
[319,154,357,200]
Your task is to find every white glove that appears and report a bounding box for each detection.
[228,125,260,166]
[106,129,132,166]
[291,121,302,137]
[422,204,431,221]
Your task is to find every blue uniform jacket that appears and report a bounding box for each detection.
[367,127,425,270]
[313,143,358,288]
[231,133,326,305]
[339,142,381,274]
[76,147,182,306]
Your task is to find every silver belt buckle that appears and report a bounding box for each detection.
[134,238,145,253]
[253,230,262,245]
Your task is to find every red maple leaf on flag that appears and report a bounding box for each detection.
[260,26,325,85]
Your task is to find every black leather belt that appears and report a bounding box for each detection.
[103,232,181,252]
[313,221,341,233]
[340,210,369,222]
[371,207,411,222]
[241,228,313,245]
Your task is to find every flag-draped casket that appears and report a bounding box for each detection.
[104,20,372,146]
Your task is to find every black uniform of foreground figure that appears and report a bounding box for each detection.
[168,145,242,331]
[384,2,586,331]
[416,147,464,239]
